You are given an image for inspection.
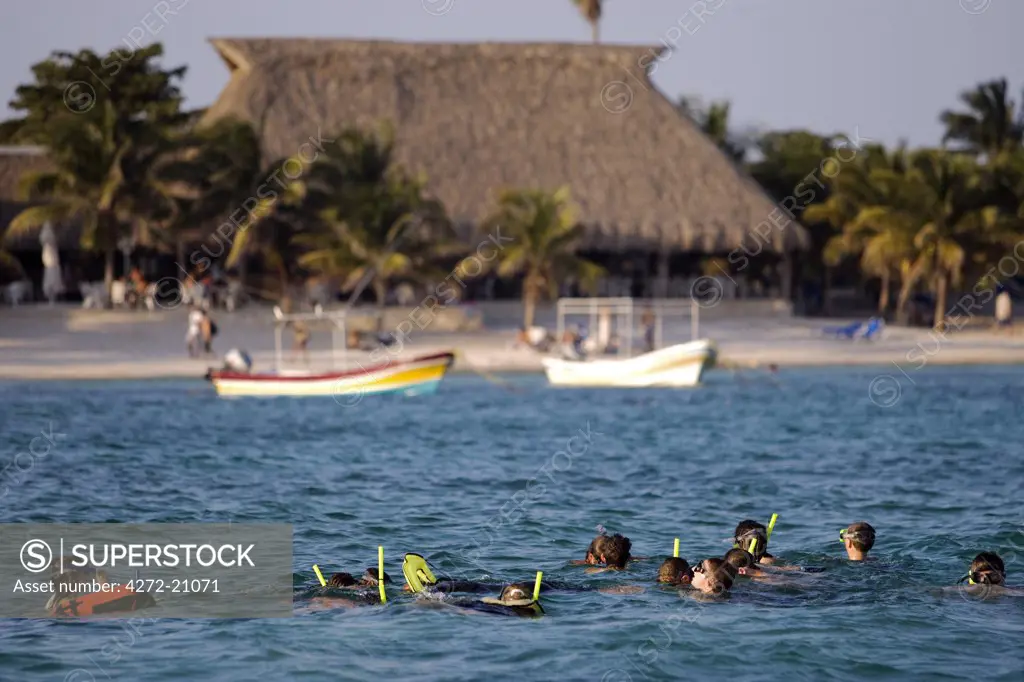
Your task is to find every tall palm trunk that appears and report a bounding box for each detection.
[522,274,541,328]
[878,272,891,316]
[822,266,833,316]
[590,21,599,43]
[372,279,387,333]
[104,247,116,293]
[933,270,949,330]
[895,279,914,325]
[176,237,186,277]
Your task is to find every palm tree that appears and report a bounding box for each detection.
[940,78,1023,161]
[3,45,188,292]
[477,186,603,328]
[804,145,914,315]
[677,97,747,162]
[572,0,603,43]
[163,117,302,296]
[905,150,996,327]
[291,126,451,311]
[845,150,992,327]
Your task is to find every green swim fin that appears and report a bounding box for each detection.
[402,553,438,593]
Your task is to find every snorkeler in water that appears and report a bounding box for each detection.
[840,522,876,561]
[569,535,612,565]
[723,548,763,577]
[733,520,800,570]
[690,558,737,596]
[734,520,772,563]
[415,581,545,618]
[307,567,394,608]
[598,555,694,595]
[657,557,694,586]
[584,534,633,573]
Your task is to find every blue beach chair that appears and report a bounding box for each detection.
[853,317,884,341]
[822,320,864,339]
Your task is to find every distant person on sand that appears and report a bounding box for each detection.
[292,320,310,363]
[641,307,655,353]
[186,305,204,357]
[995,289,1012,332]
[201,310,217,356]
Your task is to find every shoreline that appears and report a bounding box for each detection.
[3,351,1024,382]
[3,304,1023,380]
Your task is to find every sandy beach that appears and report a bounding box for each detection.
[2,302,1023,380]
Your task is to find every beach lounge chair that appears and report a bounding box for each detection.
[822,320,864,339]
[853,317,884,341]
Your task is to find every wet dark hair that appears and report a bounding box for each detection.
[734,520,768,560]
[586,535,611,561]
[970,552,1006,585]
[700,558,736,593]
[362,568,392,585]
[602,534,632,569]
[845,522,876,552]
[328,572,356,587]
[657,557,693,584]
[723,548,757,571]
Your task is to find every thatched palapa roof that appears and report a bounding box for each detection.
[202,38,808,254]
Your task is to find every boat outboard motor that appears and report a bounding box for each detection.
[223,348,253,373]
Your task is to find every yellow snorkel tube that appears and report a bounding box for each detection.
[378,546,387,604]
[312,564,327,587]
[767,513,778,542]
[673,538,680,558]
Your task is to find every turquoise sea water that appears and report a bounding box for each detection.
[1,366,1022,681]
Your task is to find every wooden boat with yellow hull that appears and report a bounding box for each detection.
[204,306,454,398]
[206,351,455,398]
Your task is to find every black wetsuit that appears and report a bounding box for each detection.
[447,597,544,617]
[426,578,588,596]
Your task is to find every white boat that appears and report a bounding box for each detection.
[543,339,715,387]
[542,297,716,388]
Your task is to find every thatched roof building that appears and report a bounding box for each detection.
[202,38,808,254]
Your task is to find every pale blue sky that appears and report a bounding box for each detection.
[2,0,1021,146]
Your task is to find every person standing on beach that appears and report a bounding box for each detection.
[186,305,204,357]
[292,320,310,364]
[995,289,1012,333]
[641,307,655,353]
[200,309,216,356]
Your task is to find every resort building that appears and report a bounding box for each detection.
[2,39,809,305]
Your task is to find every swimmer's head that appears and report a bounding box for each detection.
[601,534,632,569]
[968,552,1006,586]
[841,522,876,560]
[328,572,356,587]
[499,583,532,603]
[361,568,392,586]
[734,520,768,561]
[585,535,610,565]
[657,557,693,585]
[723,548,759,574]
[691,558,736,595]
